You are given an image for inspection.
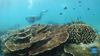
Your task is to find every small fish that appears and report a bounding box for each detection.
[78,1,82,3]
[87,8,90,11]
[59,12,63,15]
[64,6,67,10]
[26,10,48,23]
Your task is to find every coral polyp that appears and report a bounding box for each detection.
[66,24,97,44]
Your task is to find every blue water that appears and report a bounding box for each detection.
[0,0,100,32]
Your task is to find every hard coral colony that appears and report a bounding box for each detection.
[0,21,99,56]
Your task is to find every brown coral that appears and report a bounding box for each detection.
[29,25,69,55]
[1,24,52,54]
[64,37,100,56]
[0,21,98,56]
[66,24,97,44]
[1,24,69,56]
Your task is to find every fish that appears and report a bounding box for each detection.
[64,6,67,10]
[59,12,63,15]
[78,1,82,3]
[87,8,90,11]
[26,10,48,23]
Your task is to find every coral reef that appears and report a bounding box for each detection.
[1,24,69,56]
[0,21,98,56]
[29,25,69,55]
[64,34,100,56]
[66,23,97,44]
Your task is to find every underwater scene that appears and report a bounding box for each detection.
[0,0,100,56]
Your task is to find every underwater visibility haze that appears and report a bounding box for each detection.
[0,0,100,56]
[0,0,100,31]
